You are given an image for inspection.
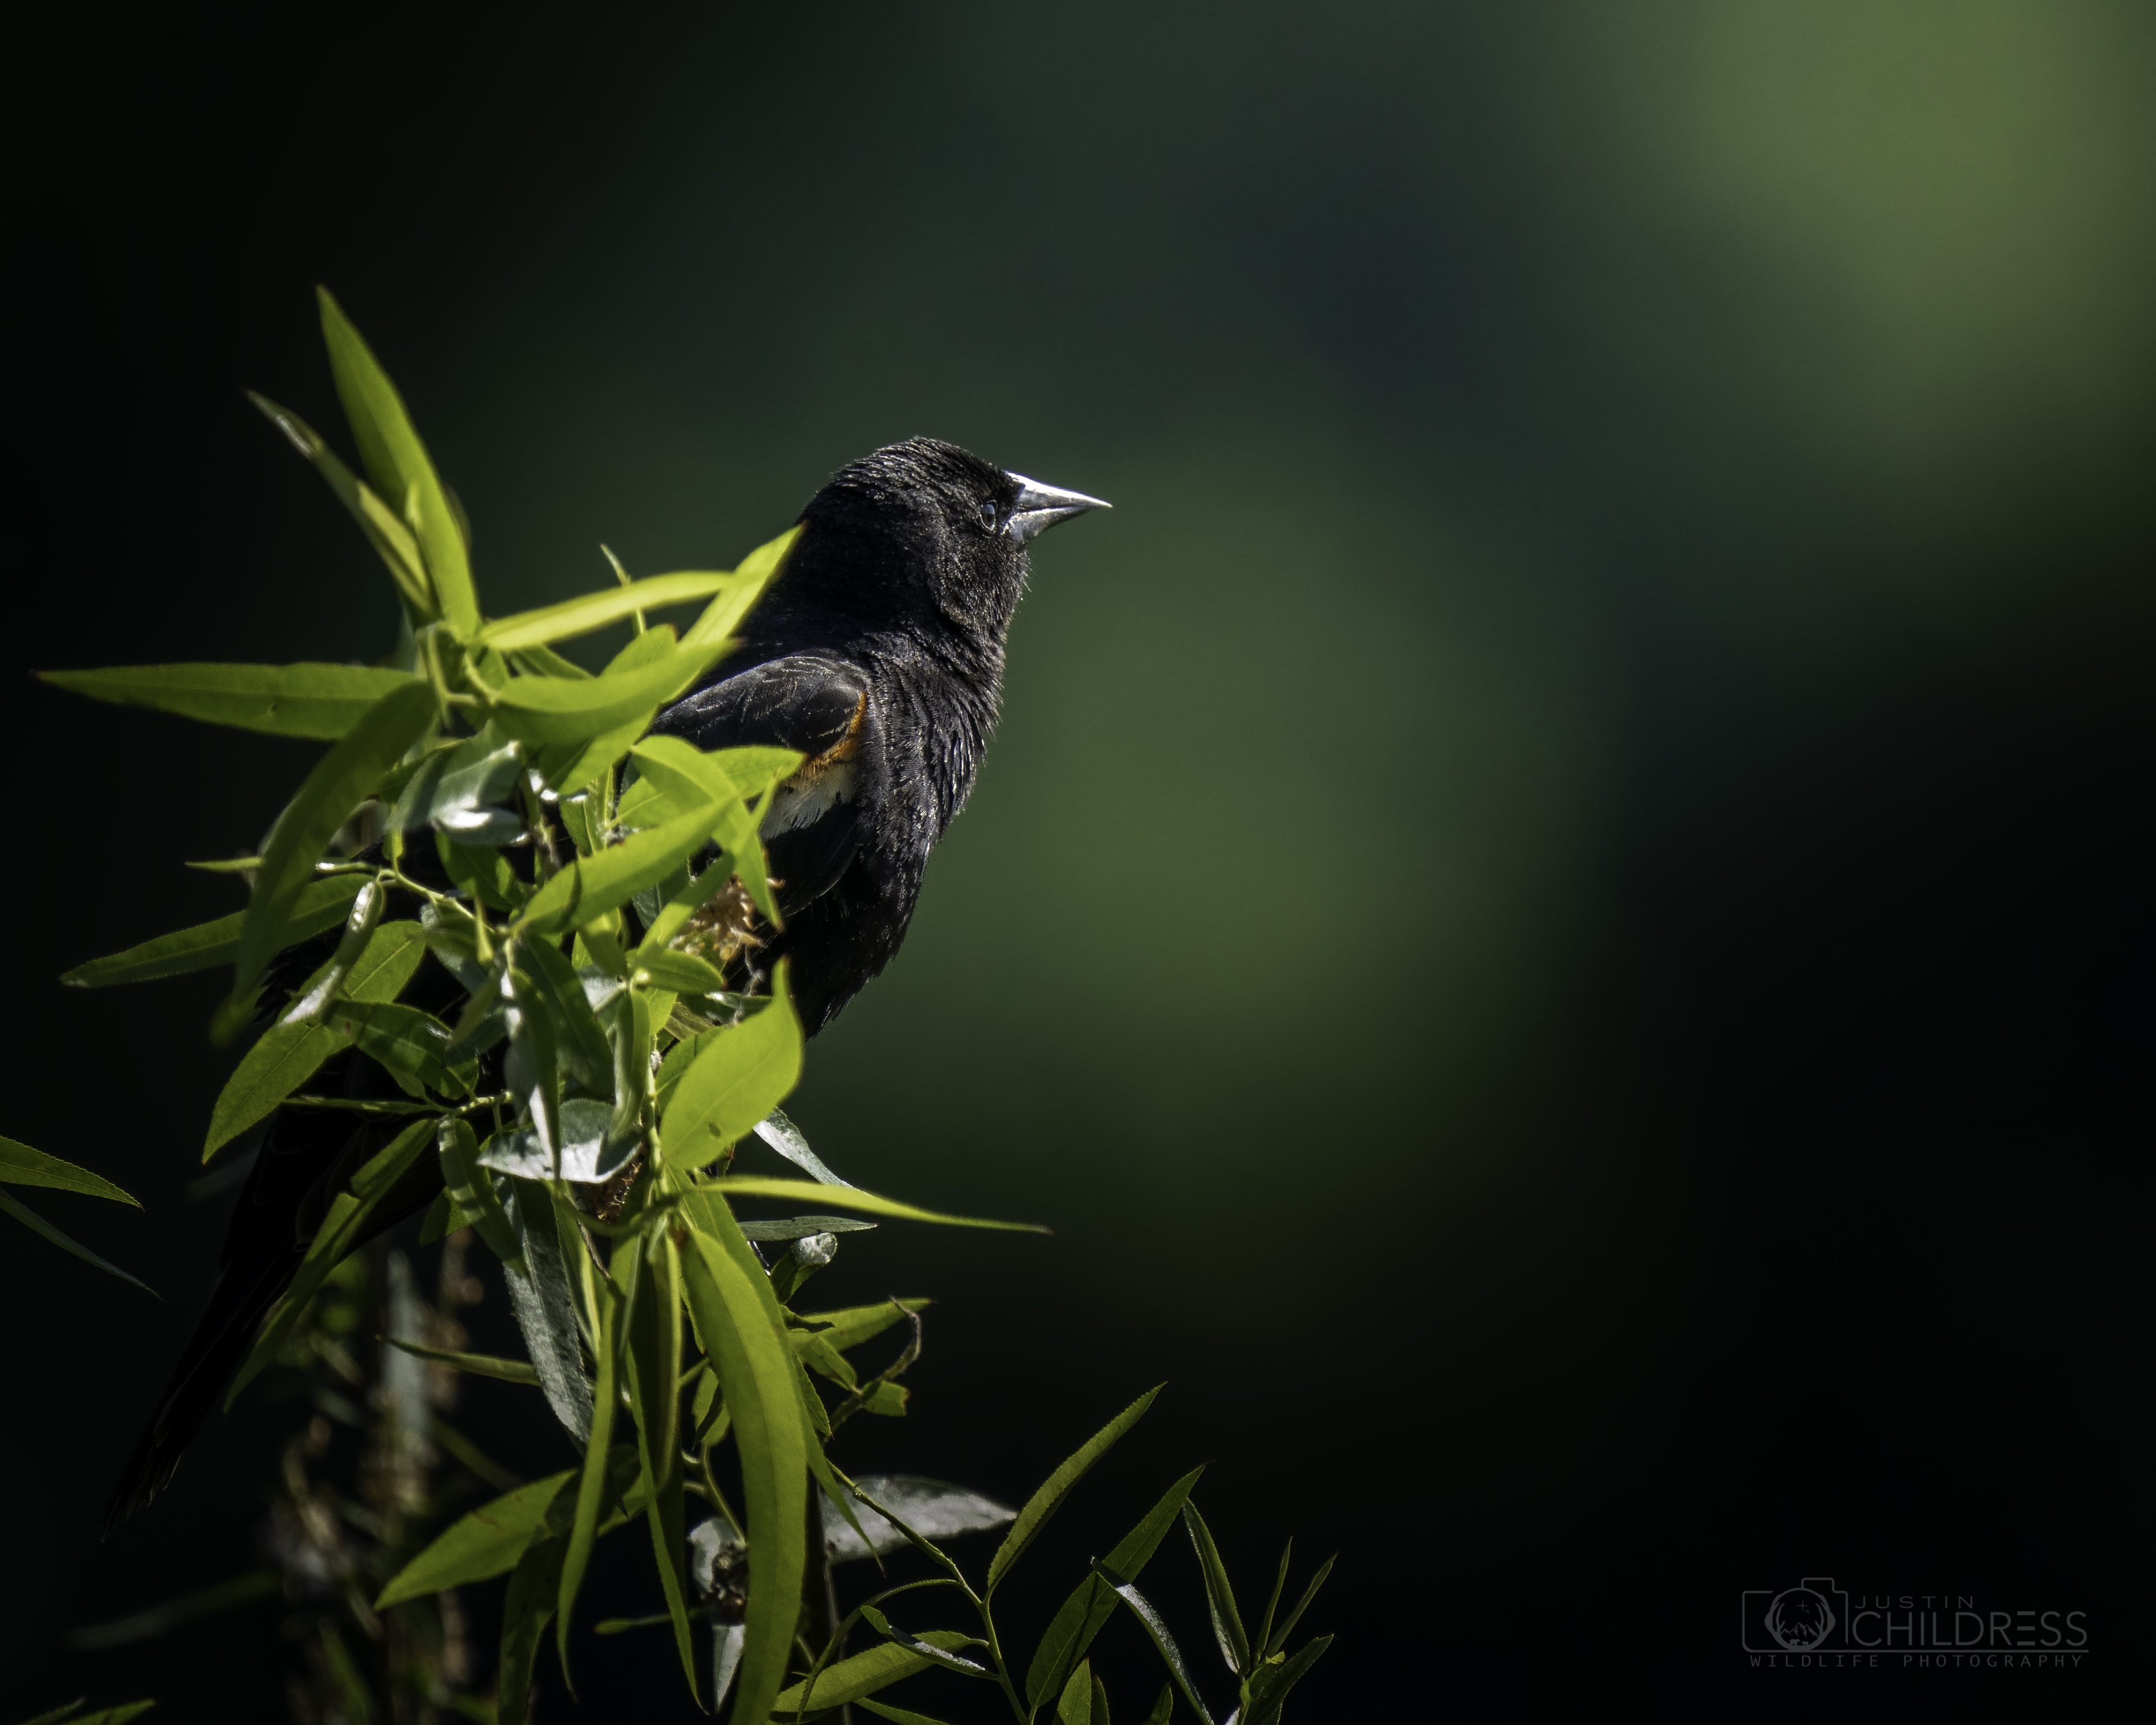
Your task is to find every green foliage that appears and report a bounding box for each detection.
[40,293,1331,1723]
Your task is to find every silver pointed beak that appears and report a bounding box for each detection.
[1006,472,1111,542]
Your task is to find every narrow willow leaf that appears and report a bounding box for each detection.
[219,678,438,1035]
[820,1475,1014,1565]
[1026,1466,1205,1708]
[229,1119,435,1400]
[318,289,478,634]
[658,980,802,1160]
[708,1177,1041,1235]
[626,735,796,924]
[682,526,801,649]
[203,921,427,1158]
[1241,1635,1332,1725]
[625,1231,697,1697]
[740,1215,874,1244]
[770,1630,978,1715]
[247,391,435,619]
[630,948,725,996]
[488,640,722,748]
[497,1530,564,1725]
[0,1190,156,1296]
[382,1336,540,1386]
[1096,1569,1217,1725]
[1181,1502,1249,1675]
[1141,1686,1175,1725]
[677,1226,809,1725]
[556,1270,622,1675]
[512,936,613,1089]
[478,1099,629,1185]
[476,572,739,651]
[1253,1541,1292,1661]
[519,800,725,936]
[750,1108,854,1188]
[1058,1662,1096,1725]
[62,876,364,989]
[39,662,421,741]
[282,876,386,1022]
[390,729,523,835]
[0,1137,138,1205]
[1262,1555,1333,1659]
[856,1606,989,1677]
[325,1000,472,1098]
[502,1178,595,1446]
[792,1298,931,1356]
[988,1386,1163,1596]
[374,1472,571,1607]
[61,1706,156,1725]
[438,1117,520,1264]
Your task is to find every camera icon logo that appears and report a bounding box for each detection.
[1742,1576,1851,1653]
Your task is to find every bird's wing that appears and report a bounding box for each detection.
[649,655,877,913]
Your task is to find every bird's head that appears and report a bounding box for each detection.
[776,437,1108,655]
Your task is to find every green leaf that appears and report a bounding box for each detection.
[381,1336,540,1386]
[497,1526,565,1725]
[203,921,427,1158]
[1058,1662,1096,1725]
[65,1706,156,1725]
[857,1700,958,1725]
[62,876,365,989]
[1242,1636,1333,1725]
[1262,1555,1333,1660]
[1141,1685,1175,1725]
[1026,1466,1205,1708]
[629,948,726,997]
[501,1178,596,1445]
[1095,1569,1216,1725]
[792,1298,931,1356]
[626,735,799,924]
[1181,1502,1249,1675]
[771,1630,977,1716]
[0,1190,156,1297]
[476,572,742,651]
[988,1386,1161,1596]
[218,678,438,1035]
[1252,1541,1292,1663]
[389,729,524,837]
[325,1001,473,1098]
[374,1472,571,1608]
[318,288,478,633]
[855,1606,988,1677]
[437,1117,520,1265]
[625,1230,697,1697]
[229,1118,436,1402]
[677,1224,810,1725]
[511,936,614,1091]
[708,1177,1042,1234]
[519,800,728,937]
[0,1137,138,1205]
[247,391,435,621]
[487,641,722,749]
[555,1270,623,1675]
[682,525,801,649]
[658,979,803,1162]
[39,662,422,741]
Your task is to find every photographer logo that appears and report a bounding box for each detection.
[1741,1577,2087,1670]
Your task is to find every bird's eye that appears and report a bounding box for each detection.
[977,497,1001,530]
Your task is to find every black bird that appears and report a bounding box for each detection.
[106,437,1107,1526]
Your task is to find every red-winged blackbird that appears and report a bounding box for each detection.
[105,438,1107,1527]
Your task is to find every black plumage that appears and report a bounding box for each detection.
[104,437,1106,1527]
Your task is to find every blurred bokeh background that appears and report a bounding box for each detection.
[5,2,2150,1717]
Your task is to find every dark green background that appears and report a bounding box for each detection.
[5,3,2149,1717]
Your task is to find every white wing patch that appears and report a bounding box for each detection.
[761,761,858,836]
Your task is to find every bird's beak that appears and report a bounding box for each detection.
[1006,472,1111,542]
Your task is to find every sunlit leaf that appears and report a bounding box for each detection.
[477,1099,630,1185]
[857,1605,989,1678]
[476,572,741,651]
[630,948,725,997]
[487,640,723,749]
[203,921,427,1159]
[708,1176,1041,1235]
[246,391,435,619]
[218,678,438,1036]
[437,1117,520,1264]
[749,1107,854,1188]
[1058,1662,1096,1725]
[519,799,727,936]
[374,1472,571,1608]
[0,1137,139,1206]
[61,876,364,989]
[324,1000,472,1099]
[820,1475,1013,1565]
[1241,1635,1333,1725]
[318,288,479,634]
[625,1230,697,1696]
[677,1221,809,1725]
[791,1298,930,1356]
[682,526,801,649]
[988,1386,1162,1596]
[39,662,423,741]
[659,977,802,1162]
[382,1335,540,1386]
